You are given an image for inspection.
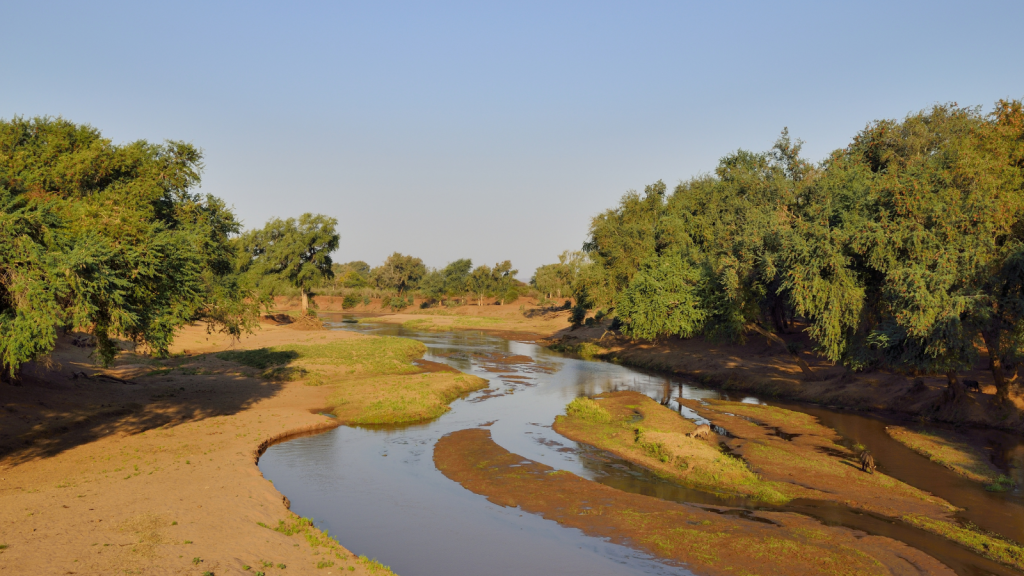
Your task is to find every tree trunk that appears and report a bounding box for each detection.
[944,369,966,403]
[746,323,815,380]
[980,329,1010,403]
[301,289,309,313]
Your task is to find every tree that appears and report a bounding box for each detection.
[616,256,705,340]
[441,258,473,302]
[237,213,340,313]
[531,264,563,299]
[0,116,259,377]
[332,261,370,289]
[468,265,493,306]
[418,269,446,305]
[584,181,666,296]
[370,253,425,295]
[490,261,519,305]
[785,103,1024,400]
[661,132,808,341]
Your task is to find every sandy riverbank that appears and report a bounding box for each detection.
[0,320,472,575]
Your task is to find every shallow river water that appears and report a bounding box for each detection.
[258,320,1024,576]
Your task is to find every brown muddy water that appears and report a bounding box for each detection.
[258,318,1024,576]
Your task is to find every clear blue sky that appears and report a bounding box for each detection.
[3,1,1022,278]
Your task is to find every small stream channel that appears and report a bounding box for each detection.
[258,318,1024,576]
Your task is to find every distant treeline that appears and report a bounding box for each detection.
[259,253,528,311]
[536,101,1024,404]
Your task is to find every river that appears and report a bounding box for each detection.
[258,318,1024,576]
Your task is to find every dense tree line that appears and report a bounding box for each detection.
[550,101,1024,403]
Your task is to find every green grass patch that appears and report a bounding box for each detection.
[328,372,488,425]
[551,341,605,359]
[217,336,426,376]
[887,426,1004,485]
[903,514,1024,570]
[258,514,398,575]
[400,316,505,332]
[565,397,611,423]
[557,393,790,505]
[986,474,1016,492]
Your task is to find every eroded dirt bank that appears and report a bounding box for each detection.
[0,321,469,575]
[434,426,966,576]
[548,323,1024,432]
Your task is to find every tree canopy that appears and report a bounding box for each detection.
[371,252,426,294]
[236,213,340,312]
[545,100,1024,403]
[0,116,258,375]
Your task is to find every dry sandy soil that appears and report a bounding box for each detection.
[0,322,422,576]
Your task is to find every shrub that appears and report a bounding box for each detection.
[503,289,519,304]
[386,297,410,312]
[565,397,611,422]
[569,306,587,326]
[342,294,359,309]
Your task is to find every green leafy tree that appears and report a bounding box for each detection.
[490,261,519,305]
[468,265,493,306]
[584,181,666,297]
[0,116,258,377]
[332,261,370,289]
[531,264,564,299]
[370,252,426,295]
[418,269,445,305]
[786,102,1024,400]
[237,213,340,313]
[661,131,809,341]
[442,259,473,297]
[616,256,705,340]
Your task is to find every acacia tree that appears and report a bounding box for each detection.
[0,117,258,377]
[583,133,812,374]
[660,134,807,342]
[237,213,340,313]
